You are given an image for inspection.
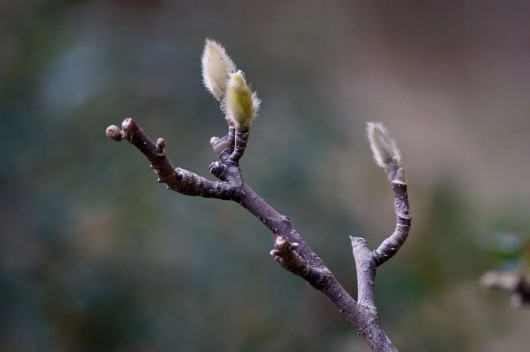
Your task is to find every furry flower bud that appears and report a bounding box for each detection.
[201,39,236,100]
[225,70,260,132]
[367,122,401,168]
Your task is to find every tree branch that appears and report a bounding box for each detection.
[480,270,530,307]
[106,116,410,352]
[374,164,411,266]
[106,118,238,199]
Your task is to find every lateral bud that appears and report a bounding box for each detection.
[156,138,166,156]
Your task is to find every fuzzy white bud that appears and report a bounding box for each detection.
[225,70,260,131]
[201,39,236,101]
[367,122,401,168]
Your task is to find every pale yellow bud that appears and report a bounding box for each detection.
[201,39,236,100]
[367,122,401,168]
[225,70,260,131]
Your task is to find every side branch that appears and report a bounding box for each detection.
[350,151,411,312]
[374,163,411,266]
[106,118,236,199]
[350,237,378,307]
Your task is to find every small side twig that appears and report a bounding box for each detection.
[348,123,411,318]
[107,118,238,199]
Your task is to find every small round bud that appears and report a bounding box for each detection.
[106,125,122,141]
[210,136,219,147]
[156,138,166,150]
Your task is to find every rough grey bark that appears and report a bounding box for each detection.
[106,117,411,352]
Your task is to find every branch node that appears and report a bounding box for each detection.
[271,235,306,273]
[274,235,290,252]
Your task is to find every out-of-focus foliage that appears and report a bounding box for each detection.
[2,1,530,351]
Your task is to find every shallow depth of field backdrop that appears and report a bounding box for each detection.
[2,1,530,351]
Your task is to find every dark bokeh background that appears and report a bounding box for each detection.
[2,0,530,351]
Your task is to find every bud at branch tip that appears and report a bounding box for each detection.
[201,39,236,101]
[225,70,260,132]
[106,125,122,141]
[366,122,401,168]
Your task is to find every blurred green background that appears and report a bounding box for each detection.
[2,0,530,351]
